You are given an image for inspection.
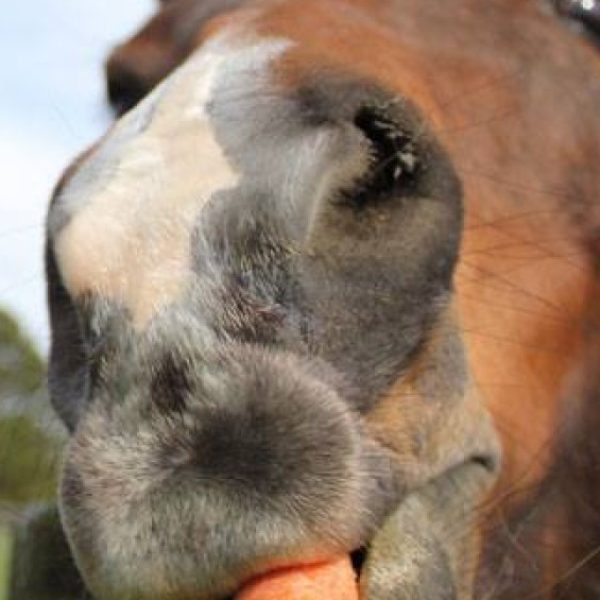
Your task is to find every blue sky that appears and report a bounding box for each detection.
[0,1,152,352]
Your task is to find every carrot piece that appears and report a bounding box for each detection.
[236,555,359,600]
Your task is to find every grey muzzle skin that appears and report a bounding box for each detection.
[56,324,498,600]
[45,46,500,599]
[58,332,403,600]
[53,312,499,600]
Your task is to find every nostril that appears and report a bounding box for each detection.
[354,107,419,179]
[341,105,421,208]
[106,61,148,116]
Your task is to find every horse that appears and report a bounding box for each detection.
[40,0,600,598]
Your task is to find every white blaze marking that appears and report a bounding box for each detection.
[54,32,289,327]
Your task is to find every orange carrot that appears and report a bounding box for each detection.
[236,555,359,600]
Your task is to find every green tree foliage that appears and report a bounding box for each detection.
[0,310,44,396]
[0,308,84,599]
[0,308,61,506]
[0,417,59,505]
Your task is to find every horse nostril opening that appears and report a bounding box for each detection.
[106,63,148,116]
[341,106,420,208]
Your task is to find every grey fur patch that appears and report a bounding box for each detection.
[60,326,400,599]
[194,71,463,410]
[150,352,192,414]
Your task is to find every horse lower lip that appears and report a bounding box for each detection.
[360,459,497,598]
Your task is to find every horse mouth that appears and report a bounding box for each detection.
[230,457,497,599]
[351,546,368,578]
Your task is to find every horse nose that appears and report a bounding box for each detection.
[104,17,187,117]
[105,54,149,115]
